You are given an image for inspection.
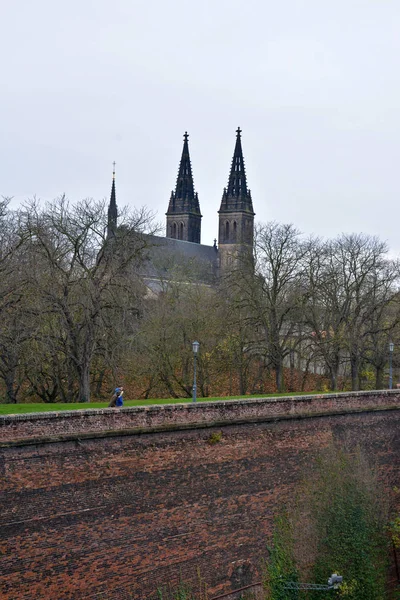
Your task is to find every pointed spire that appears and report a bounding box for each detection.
[167,132,201,216]
[219,128,254,214]
[166,132,202,243]
[227,127,247,197]
[174,131,196,203]
[107,161,118,236]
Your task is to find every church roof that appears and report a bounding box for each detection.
[141,235,218,289]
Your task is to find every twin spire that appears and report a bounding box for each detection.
[165,131,202,243]
[167,131,201,216]
[227,127,247,196]
[175,132,194,201]
[220,127,254,214]
[107,128,255,246]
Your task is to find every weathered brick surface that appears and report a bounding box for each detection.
[0,394,399,599]
[1,390,400,444]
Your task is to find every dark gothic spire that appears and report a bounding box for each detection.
[227,127,247,196]
[107,162,118,236]
[176,131,194,200]
[167,132,201,214]
[166,132,202,243]
[219,128,254,214]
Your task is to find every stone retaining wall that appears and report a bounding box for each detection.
[1,390,400,444]
[1,392,399,599]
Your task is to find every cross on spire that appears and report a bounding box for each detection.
[184,131,189,142]
[236,127,242,138]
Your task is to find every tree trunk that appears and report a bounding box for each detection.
[330,371,337,391]
[351,356,359,391]
[239,362,247,395]
[160,371,180,398]
[275,361,284,392]
[288,350,295,392]
[234,346,246,396]
[375,365,384,390]
[94,367,106,398]
[327,352,341,391]
[77,334,95,403]
[328,362,339,391]
[6,381,17,404]
[79,361,91,403]
[5,373,18,404]
[67,360,76,402]
[301,356,312,392]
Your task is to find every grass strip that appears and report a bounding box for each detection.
[0,391,322,415]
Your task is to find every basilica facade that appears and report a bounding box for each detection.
[107,128,255,280]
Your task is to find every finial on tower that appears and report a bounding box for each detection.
[236,127,242,138]
[184,131,189,142]
[112,161,116,179]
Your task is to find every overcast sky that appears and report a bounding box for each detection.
[2,0,400,252]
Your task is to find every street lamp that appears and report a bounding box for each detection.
[192,341,200,403]
[389,342,394,390]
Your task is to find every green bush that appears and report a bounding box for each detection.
[264,447,390,600]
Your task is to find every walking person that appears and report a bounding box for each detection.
[108,386,124,407]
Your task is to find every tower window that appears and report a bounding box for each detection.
[180,222,184,239]
[233,221,237,241]
[225,221,230,241]
[173,223,177,238]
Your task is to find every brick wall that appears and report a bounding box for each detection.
[1,390,400,444]
[1,392,400,599]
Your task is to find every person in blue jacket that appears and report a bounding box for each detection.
[108,386,124,407]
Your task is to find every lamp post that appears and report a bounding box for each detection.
[192,341,200,403]
[389,342,394,390]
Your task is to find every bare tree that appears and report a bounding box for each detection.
[302,233,400,390]
[134,255,221,399]
[362,278,400,389]
[227,223,307,392]
[0,200,33,402]
[302,237,347,390]
[20,196,152,402]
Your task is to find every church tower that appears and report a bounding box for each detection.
[218,128,255,270]
[166,132,202,243]
[107,162,118,238]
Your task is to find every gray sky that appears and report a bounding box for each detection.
[2,0,400,252]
